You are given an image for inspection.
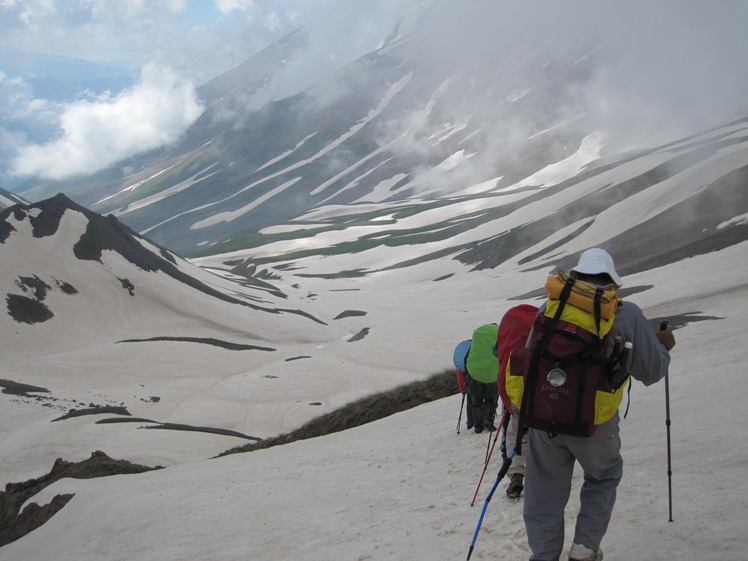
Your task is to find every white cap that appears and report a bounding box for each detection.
[570,248,623,287]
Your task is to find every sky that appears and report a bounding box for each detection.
[1,1,748,183]
[0,0,417,81]
[0,0,422,181]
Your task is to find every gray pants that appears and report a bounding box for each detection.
[523,414,623,561]
[504,408,527,476]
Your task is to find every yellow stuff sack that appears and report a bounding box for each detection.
[545,270,618,322]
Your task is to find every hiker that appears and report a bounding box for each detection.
[521,248,675,561]
[453,340,476,432]
[465,324,501,433]
[456,367,475,431]
[468,372,498,433]
[496,404,528,497]
[503,410,527,498]
[497,304,538,498]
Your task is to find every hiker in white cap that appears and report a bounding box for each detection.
[570,247,624,287]
[522,248,675,561]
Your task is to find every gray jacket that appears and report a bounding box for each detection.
[608,300,671,386]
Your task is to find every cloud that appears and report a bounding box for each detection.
[11,63,204,180]
[249,0,424,102]
[0,1,423,88]
[3,0,748,186]
[319,0,748,197]
[385,1,748,174]
[0,1,277,83]
[1,0,421,182]
[214,0,254,14]
[543,1,748,150]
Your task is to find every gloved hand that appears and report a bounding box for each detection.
[656,324,676,351]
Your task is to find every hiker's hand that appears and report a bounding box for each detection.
[656,325,676,351]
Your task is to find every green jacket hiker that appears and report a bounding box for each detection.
[466,323,500,433]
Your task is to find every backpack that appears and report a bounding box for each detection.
[453,340,471,394]
[506,271,630,439]
[496,304,539,412]
[465,324,500,384]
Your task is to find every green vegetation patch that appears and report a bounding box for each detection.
[117,336,276,352]
[0,379,50,396]
[141,423,262,441]
[53,406,131,421]
[347,328,370,342]
[96,417,262,442]
[54,279,78,294]
[220,368,459,456]
[333,310,368,319]
[6,294,53,324]
[16,275,50,300]
[285,355,312,362]
[96,417,158,424]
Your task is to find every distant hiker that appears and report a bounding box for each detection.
[511,248,675,561]
[453,340,474,432]
[496,304,538,498]
[457,368,474,430]
[465,324,500,433]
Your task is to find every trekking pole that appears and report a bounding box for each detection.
[456,393,465,434]
[665,371,673,522]
[466,448,515,561]
[660,320,674,522]
[471,408,508,506]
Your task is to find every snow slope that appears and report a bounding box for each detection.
[1,242,746,560]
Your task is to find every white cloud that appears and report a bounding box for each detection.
[2,0,57,25]
[2,0,748,185]
[11,63,204,180]
[214,0,254,14]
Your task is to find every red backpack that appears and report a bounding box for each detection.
[496,304,539,413]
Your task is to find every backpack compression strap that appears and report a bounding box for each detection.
[593,285,603,337]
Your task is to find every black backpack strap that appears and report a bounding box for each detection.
[515,278,574,453]
[622,378,632,419]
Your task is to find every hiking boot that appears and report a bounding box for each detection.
[505,473,524,498]
[483,419,496,432]
[474,426,484,434]
[568,542,603,561]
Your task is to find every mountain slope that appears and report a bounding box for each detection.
[10,2,748,263]
[189,118,748,287]
[9,7,631,255]
[0,188,28,210]
[1,195,399,482]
